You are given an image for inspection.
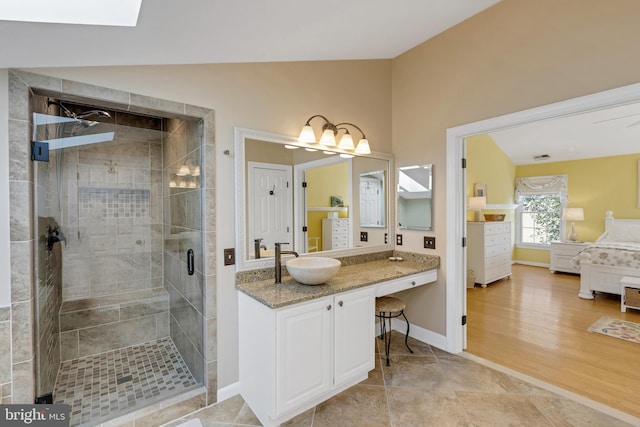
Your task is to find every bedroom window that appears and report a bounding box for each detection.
[520,194,561,244]
[515,175,567,248]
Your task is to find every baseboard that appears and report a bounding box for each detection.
[216,381,241,403]
[514,260,549,268]
[390,318,448,351]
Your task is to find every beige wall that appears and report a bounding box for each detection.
[392,0,640,334]
[17,60,392,388]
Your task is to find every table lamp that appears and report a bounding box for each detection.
[562,207,584,242]
[468,196,487,222]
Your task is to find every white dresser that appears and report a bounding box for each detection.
[467,221,512,287]
[322,218,349,250]
[549,241,591,274]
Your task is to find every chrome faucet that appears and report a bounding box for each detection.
[274,242,299,283]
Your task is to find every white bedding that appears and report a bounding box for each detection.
[572,240,640,271]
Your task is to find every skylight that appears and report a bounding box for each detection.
[0,0,142,27]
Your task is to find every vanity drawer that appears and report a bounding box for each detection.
[376,270,437,297]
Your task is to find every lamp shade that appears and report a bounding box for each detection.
[355,138,371,154]
[319,128,336,146]
[562,208,584,221]
[468,196,487,210]
[177,164,191,176]
[298,125,316,143]
[338,132,354,150]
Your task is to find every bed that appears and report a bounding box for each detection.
[572,211,640,299]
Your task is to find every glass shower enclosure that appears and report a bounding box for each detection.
[31,96,205,425]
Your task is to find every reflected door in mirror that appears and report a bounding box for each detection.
[248,161,293,258]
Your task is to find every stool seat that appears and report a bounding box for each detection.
[375,296,413,366]
[375,296,406,314]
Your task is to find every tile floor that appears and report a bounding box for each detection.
[163,332,636,427]
[55,337,198,426]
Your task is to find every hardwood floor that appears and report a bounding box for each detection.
[466,264,640,419]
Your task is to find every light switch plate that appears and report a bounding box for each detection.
[396,234,403,245]
[360,231,368,242]
[224,248,235,265]
[424,236,436,249]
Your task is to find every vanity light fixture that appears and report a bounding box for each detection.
[192,166,200,177]
[284,144,299,149]
[298,114,371,155]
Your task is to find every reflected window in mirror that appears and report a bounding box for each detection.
[397,164,432,231]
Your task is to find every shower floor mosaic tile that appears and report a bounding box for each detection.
[54,337,198,426]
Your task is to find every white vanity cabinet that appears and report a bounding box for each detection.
[239,286,375,427]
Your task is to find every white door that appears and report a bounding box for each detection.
[276,297,333,415]
[248,162,292,256]
[360,177,382,227]
[333,287,375,386]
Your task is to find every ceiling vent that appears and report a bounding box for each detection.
[533,154,551,161]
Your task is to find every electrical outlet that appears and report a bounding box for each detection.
[424,236,436,249]
[396,234,403,245]
[360,231,368,242]
[223,248,235,265]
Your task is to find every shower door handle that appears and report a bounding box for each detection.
[187,249,195,276]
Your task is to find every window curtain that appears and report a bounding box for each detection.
[514,175,568,205]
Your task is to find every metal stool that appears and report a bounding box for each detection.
[375,296,413,366]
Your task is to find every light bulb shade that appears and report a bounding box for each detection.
[192,165,200,177]
[355,138,371,154]
[468,196,487,210]
[338,132,354,150]
[562,207,584,221]
[177,164,191,176]
[298,125,316,143]
[319,129,337,146]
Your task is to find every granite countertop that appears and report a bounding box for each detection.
[236,251,439,309]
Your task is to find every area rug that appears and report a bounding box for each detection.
[587,316,640,344]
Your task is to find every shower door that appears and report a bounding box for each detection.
[31,96,206,405]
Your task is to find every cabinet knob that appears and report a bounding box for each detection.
[411,281,416,286]
[338,301,343,307]
[327,304,332,310]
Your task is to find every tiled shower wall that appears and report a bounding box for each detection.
[0,306,10,403]
[6,70,217,413]
[164,118,206,385]
[60,109,164,301]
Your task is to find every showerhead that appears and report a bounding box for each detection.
[47,99,111,121]
[76,110,111,120]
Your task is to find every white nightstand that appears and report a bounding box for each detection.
[550,241,591,274]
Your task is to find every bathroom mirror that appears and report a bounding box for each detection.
[235,127,394,270]
[397,164,433,231]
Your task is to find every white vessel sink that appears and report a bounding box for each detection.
[285,257,341,285]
